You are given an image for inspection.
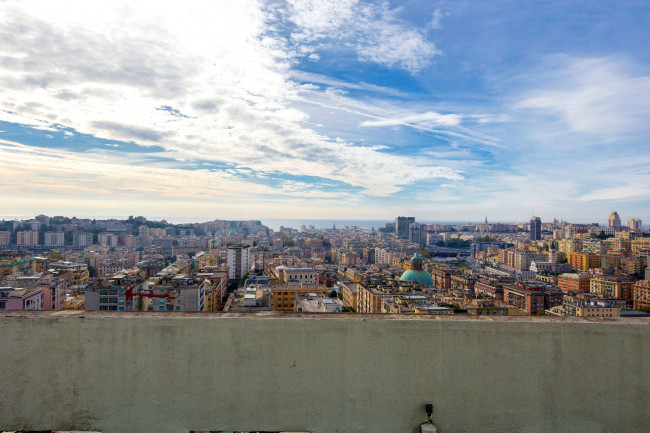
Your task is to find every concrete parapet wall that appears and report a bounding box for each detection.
[1,312,649,433]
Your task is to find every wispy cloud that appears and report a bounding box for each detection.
[428,8,445,30]
[518,56,650,138]
[360,111,462,128]
[289,70,409,97]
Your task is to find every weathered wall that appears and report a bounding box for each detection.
[1,312,649,433]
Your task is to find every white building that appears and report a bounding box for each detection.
[73,232,94,248]
[44,232,65,247]
[227,245,251,280]
[97,232,119,248]
[627,218,642,231]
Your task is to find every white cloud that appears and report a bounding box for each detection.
[282,0,440,73]
[289,70,408,96]
[429,8,445,30]
[360,111,462,128]
[518,56,650,138]
[0,0,460,200]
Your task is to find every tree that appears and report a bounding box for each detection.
[596,230,613,240]
[240,272,250,287]
[87,265,97,278]
[329,290,338,298]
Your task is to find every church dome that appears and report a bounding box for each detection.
[399,269,434,286]
[399,253,433,286]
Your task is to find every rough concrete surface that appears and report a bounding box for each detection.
[0,312,649,433]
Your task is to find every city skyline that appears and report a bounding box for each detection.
[1,1,649,220]
[1,212,646,233]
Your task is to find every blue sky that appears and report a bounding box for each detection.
[0,0,648,224]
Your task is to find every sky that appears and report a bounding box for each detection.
[0,0,649,224]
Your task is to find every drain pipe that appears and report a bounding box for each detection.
[421,403,438,433]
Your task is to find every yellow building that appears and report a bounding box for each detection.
[610,237,631,252]
[271,284,327,312]
[356,284,395,314]
[202,277,227,312]
[341,282,358,310]
[0,256,37,277]
[559,294,620,317]
[631,238,650,255]
[568,252,600,271]
[590,276,635,302]
[558,239,583,255]
[620,256,644,276]
[599,255,621,271]
[536,274,558,284]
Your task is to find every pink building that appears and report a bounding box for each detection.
[39,283,67,311]
[0,287,45,310]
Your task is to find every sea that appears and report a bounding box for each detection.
[260,218,469,231]
[3,215,647,232]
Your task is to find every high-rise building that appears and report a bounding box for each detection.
[395,216,415,239]
[529,216,541,241]
[408,223,423,246]
[227,244,250,280]
[627,218,642,231]
[44,232,65,247]
[0,231,11,246]
[607,211,621,229]
[73,232,94,248]
[16,231,39,246]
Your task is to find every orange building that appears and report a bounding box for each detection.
[558,273,591,293]
[633,280,650,310]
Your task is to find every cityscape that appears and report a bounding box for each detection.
[1,212,649,317]
[1,1,649,432]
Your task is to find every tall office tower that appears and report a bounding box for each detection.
[530,216,541,241]
[607,211,621,229]
[227,244,250,280]
[395,216,415,239]
[408,223,423,246]
[627,218,642,231]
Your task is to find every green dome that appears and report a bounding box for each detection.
[399,269,433,286]
[228,230,236,236]
[411,253,423,262]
